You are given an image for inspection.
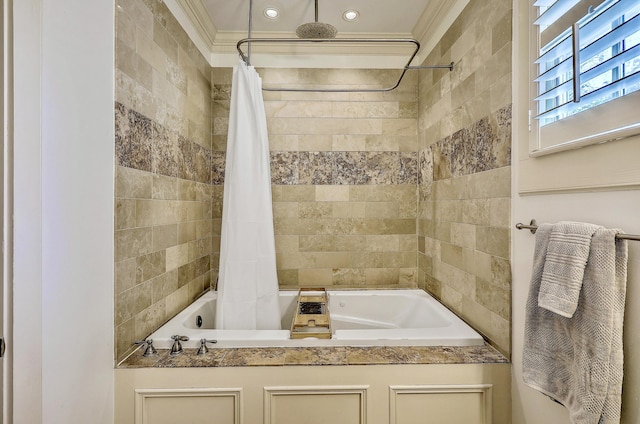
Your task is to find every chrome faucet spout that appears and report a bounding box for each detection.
[170,335,189,356]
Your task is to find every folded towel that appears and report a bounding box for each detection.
[538,221,600,317]
[523,224,628,424]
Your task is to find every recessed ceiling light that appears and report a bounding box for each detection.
[343,10,359,21]
[264,7,279,19]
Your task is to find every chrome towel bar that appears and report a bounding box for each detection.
[516,219,640,241]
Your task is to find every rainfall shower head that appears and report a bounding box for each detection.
[296,0,337,39]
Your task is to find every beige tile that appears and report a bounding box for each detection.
[441,243,464,269]
[274,235,299,252]
[177,221,196,245]
[365,235,400,252]
[365,268,399,285]
[115,319,136,363]
[489,313,510,356]
[450,222,476,249]
[152,224,178,251]
[116,166,153,199]
[489,197,510,228]
[135,26,166,73]
[165,285,190,319]
[383,252,417,268]
[151,269,179,302]
[331,202,366,218]
[115,258,137,295]
[332,135,367,151]
[115,280,152,326]
[475,226,510,259]
[298,268,333,286]
[116,199,136,230]
[115,227,153,261]
[268,117,382,136]
[136,250,166,284]
[365,202,398,219]
[399,268,418,286]
[273,202,298,219]
[332,268,366,286]
[265,101,332,118]
[346,251,383,268]
[135,301,166,342]
[152,174,178,200]
[462,199,490,226]
[280,185,315,202]
[298,202,332,219]
[136,199,179,226]
[315,185,349,202]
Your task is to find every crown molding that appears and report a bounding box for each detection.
[412,0,469,64]
[164,0,217,60]
[163,0,469,68]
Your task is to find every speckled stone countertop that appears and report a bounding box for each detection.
[118,344,508,368]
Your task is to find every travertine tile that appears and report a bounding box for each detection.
[315,185,349,202]
[116,166,153,200]
[475,226,510,259]
[115,0,214,362]
[116,258,137,295]
[115,227,153,262]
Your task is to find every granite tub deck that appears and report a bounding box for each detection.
[118,343,508,368]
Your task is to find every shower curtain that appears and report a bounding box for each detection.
[215,59,281,330]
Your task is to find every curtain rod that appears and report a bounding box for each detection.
[515,219,640,241]
[241,0,453,93]
[236,37,454,93]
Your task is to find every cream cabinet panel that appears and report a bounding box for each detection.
[390,385,492,424]
[135,388,241,424]
[265,386,368,424]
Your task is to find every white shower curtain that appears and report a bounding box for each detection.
[215,59,281,330]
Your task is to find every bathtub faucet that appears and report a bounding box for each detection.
[170,335,189,356]
[196,339,218,355]
[134,339,157,357]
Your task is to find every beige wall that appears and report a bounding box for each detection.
[416,0,513,356]
[212,68,419,289]
[114,0,214,362]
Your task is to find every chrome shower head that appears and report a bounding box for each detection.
[296,22,337,39]
[296,0,337,39]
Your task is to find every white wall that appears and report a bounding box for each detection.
[511,2,640,423]
[511,191,640,423]
[13,0,114,423]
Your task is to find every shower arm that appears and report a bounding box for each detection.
[236,37,454,93]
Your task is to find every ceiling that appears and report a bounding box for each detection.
[203,0,432,34]
[164,0,469,67]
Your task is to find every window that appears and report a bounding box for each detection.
[531,0,640,155]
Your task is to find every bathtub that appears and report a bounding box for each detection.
[147,289,485,348]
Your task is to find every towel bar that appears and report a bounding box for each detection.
[516,219,640,241]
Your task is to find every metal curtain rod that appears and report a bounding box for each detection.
[515,219,640,241]
[236,37,453,93]
[240,1,452,92]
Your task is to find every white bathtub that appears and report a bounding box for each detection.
[147,289,485,348]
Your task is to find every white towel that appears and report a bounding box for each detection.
[523,224,628,424]
[538,221,600,317]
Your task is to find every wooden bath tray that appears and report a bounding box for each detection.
[290,288,332,339]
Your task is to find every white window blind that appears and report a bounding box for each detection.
[532,0,640,154]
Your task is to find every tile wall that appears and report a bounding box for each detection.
[114,0,513,361]
[114,0,214,362]
[212,68,419,289]
[416,0,513,355]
